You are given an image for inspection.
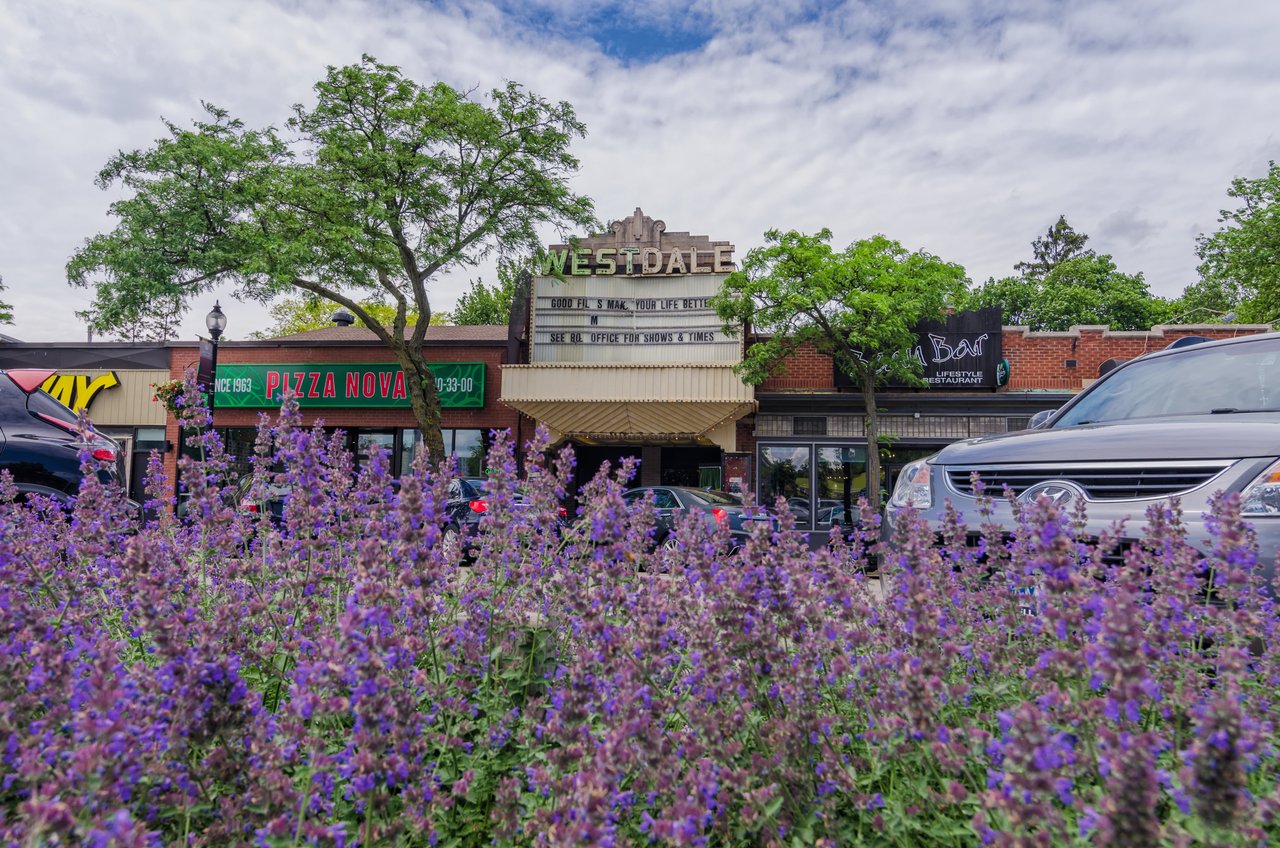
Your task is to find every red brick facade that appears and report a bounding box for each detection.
[757,324,1268,394]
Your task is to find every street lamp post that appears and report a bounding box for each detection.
[205,301,227,411]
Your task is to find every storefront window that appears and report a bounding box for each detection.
[815,446,867,531]
[452,429,485,478]
[399,429,421,476]
[357,432,396,470]
[758,445,812,529]
[397,428,487,478]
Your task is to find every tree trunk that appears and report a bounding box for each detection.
[861,370,882,513]
[390,340,447,462]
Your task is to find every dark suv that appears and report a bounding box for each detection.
[884,332,1280,588]
[0,369,126,503]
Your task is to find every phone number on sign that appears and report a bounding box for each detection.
[436,377,475,394]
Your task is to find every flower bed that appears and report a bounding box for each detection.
[1,395,1277,846]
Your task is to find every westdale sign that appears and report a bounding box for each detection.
[537,245,735,277]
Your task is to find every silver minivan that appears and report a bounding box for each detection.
[884,332,1280,588]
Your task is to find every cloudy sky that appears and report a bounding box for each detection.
[2,0,1278,342]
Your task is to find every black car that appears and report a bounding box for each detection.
[0,369,126,503]
[441,477,568,560]
[621,486,775,552]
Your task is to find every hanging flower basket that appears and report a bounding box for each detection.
[151,379,186,416]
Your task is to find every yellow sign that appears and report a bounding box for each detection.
[40,372,120,412]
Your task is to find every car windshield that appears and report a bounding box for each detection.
[1054,337,1280,427]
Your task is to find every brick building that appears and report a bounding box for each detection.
[164,324,527,488]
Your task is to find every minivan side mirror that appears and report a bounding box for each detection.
[1027,409,1056,430]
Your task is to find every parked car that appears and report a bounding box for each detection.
[441,477,567,560]
[621,486,776,552]
[231,474,292,525]
[0,369,127,502]
[884,332,1280,589]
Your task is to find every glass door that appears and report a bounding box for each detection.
[757,444,813,530]
[814,446,867,532]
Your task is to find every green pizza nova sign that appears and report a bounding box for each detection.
[211,363,485,409]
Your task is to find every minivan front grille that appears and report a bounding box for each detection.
[944,461,1233,502]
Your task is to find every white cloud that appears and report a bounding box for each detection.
[2,0,1279,341]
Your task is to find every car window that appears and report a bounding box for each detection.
[1054,338,1280,427]
[685,489,741,506]
[652,490,680,509]
[27,389,81,427]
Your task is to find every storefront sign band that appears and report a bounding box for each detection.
[211,362,485,409]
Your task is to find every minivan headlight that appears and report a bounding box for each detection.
[889,459,932,509]
[1241,459,1280,516]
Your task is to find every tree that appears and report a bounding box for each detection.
[67,56,595,458]
[967,254,1170,331]
[0,275,12,325]
[1196,160,1280,322]
[1014,214,1092,278]
[712,229,967,511]
[451,258,520,326]
[965,216,1170,331]
[249,295,433,339]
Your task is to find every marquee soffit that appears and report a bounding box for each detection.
[499,364,756,445]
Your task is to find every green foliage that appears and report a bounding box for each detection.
[1014,214,1092,278]
[962,275,1038,326]
[713,228,966,509]
[713,229,967,387]
[250,295,433,338]
[450,258,521,326]
[0,275,12,325]
[1196,160,1280,323]
[967,255,1171,331]
[67,55,595,453]
[966,217,1170,331]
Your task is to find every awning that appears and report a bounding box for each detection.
[500,364,756,451]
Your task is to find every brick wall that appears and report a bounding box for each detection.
[1001,324,1269,388]
[758,342,836,391]
[164,343,521,484]
[754,324,1272,394]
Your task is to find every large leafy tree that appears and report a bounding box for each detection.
[1196,160,1280,322]
[712,229,967,511]
[67,56,594,458]
[451,258,520,326]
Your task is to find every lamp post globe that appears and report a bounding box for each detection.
[205,301,227,341]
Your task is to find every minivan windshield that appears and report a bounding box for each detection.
[1054,337,1280,427]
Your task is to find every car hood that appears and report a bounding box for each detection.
[934,414,1280,465]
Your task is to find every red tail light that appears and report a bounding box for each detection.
[469,500,488,513]
[712,508,728,523]
[91,448,116,462]
[243,502,260,514]
[558,506,567,518]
